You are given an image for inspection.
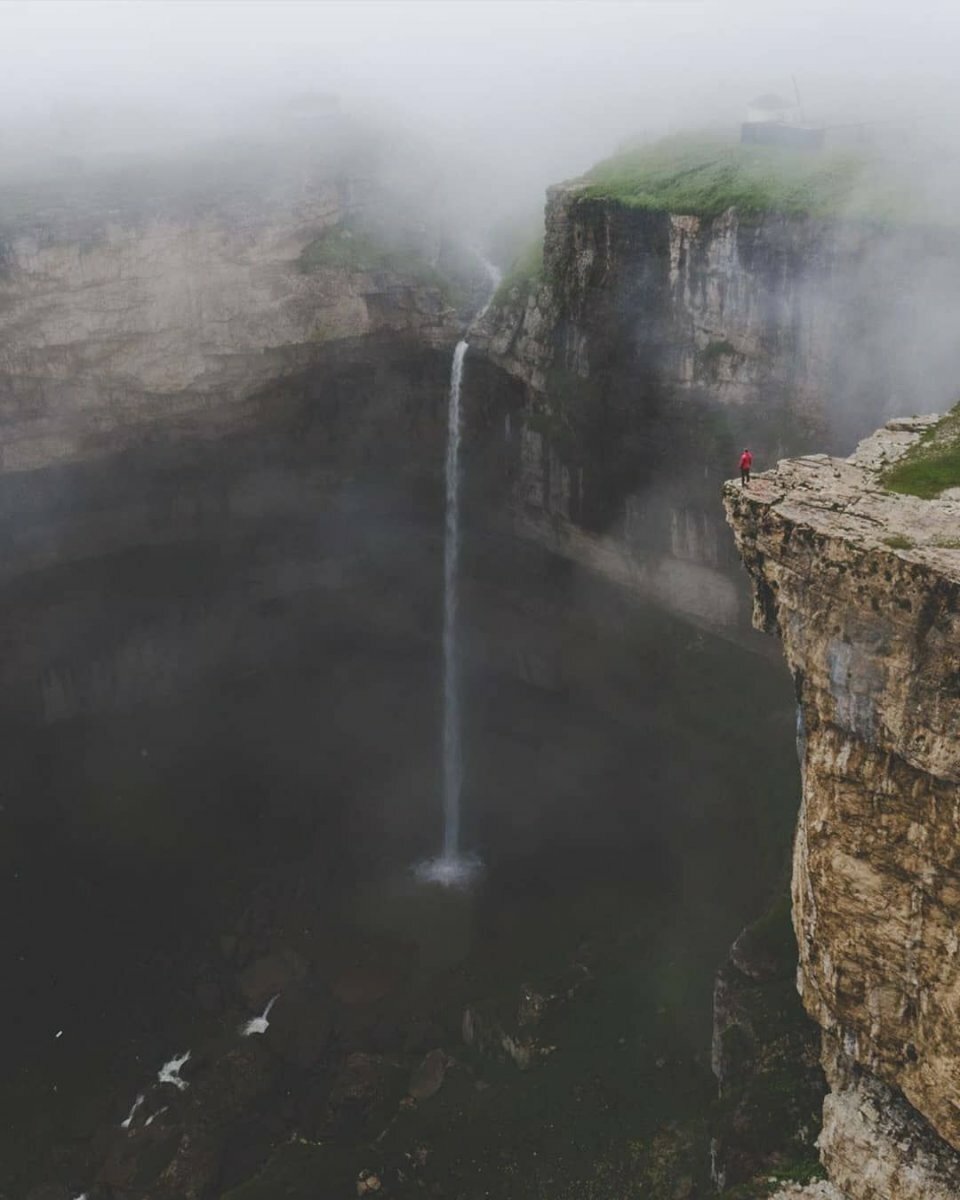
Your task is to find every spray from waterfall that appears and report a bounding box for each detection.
[416,256,500,888]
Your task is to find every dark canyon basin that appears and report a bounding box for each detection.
[0,403,799,1198]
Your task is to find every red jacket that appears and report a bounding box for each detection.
[740,451,753,471]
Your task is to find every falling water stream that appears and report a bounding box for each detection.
[442,339,469,860]
[417,261,499,886]
[415,337,481,887]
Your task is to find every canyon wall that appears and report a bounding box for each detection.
[0,138,469,477]
[0,136,482,740]
[471,187,960,634]
[724,419,960,1198]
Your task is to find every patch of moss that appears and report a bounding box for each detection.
[882,534,916,549]
[578,132,910,221]
[882,403,960,499]
[701,338,738,362]
[698,339,743,379]
[723,1158,827,1199]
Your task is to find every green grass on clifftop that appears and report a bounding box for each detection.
[882,403,960,498]
[579,133,906,220]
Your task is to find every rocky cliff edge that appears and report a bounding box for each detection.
[724,417,960,1199]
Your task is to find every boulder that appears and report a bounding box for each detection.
[407,1049,449,1101]
[267,984,332,1069]
[237,947,308,1008]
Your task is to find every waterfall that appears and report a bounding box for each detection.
[417,255,500,888]
[442,340,469,858]
[415,338,481,888]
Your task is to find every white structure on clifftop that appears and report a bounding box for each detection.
[742,91,825,149]
[745,92,800,126]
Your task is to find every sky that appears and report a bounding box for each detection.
[2,0,960,208]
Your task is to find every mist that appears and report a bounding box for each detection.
[4,0,960,238]
[4,3,960,1198]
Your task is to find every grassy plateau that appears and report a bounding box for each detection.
[882,403,960,498]
[578,132,910,221]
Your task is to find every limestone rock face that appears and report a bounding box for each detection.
[724,417,960,1194]
[769,1184,846,1200]
[478,189,960,440]
[818,1034,960,1200]
[0,162,462,474]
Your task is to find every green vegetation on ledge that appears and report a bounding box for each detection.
[298,224,444,286]
[579,133,908,220]
[882,403,960,498]
[491,236,543,308]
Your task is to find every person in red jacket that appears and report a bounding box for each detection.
[739,448,753,487]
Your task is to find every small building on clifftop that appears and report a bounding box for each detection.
[741,92,825,150]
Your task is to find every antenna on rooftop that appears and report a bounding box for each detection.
[792,75,806,124]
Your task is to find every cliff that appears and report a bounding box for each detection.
[0,139,472,475]
[724,417,960,1199]
[469,175,960,635]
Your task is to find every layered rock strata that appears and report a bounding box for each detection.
[723,417,960,1197]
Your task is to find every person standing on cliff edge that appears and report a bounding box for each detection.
[739,448,753,487]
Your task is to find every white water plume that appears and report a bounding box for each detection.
[414,850,483,889]
[157,1050,191,1091]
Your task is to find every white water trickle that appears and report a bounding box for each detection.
[240,993,279,1037]
[416,256,500,889]
[120,1092,145,1130]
